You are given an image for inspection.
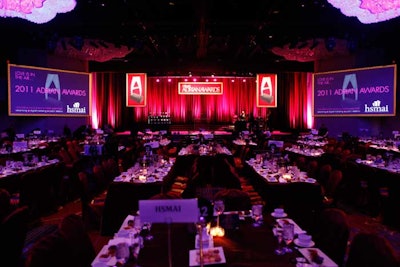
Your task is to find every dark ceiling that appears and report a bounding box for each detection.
[1,0,400,74]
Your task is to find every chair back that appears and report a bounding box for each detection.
[315,208,350,267]
[346,232,399,267]
[0,205,29,267]
[325,169,343,198]
[101,182,162,236]
[58,214,96,267]
[214,188,251,212]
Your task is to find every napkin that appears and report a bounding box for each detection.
[298,248,338,267]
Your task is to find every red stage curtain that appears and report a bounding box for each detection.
[91,73,311,131]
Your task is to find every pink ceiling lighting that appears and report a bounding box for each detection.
[271,38,350,62]
[0,0,76,24]
[328,0,400,24]
[54,38,134,62]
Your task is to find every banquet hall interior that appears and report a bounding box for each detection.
[1,0,400,267]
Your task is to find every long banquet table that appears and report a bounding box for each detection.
[136,216,296,267]
[242,159,323,232]
[93,211,339,267]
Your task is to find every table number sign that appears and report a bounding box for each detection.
[139,198,199,223]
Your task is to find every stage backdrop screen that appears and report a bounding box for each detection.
[8,63,91,116]
[313,64,396,117]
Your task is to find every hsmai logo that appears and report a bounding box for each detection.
[364,100,388,113]
[66,102,86,114]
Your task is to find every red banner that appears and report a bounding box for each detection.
[178,82,223,95]
[256,74,277,107]
[126,73,147,107]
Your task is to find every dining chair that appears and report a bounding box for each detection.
[213,188,252,212]
[322,169,343,207]
[0,205,29,267]
[19,169,50,221]
[345,232,400,267]
[317,163,333,188]
[101,181,162,236]
[58,214,96,267]
[25,214,96,267]
[264,181,323,232]
[24,229,64,267]
[78,171,105,230]
[313,208,350,267]
[92,164,107,193]
[306,159,319,179]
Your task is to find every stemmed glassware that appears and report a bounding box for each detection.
[140,222,153,240]
[214,200,225,228]
[210,200,225,237]
[274,228,285,255]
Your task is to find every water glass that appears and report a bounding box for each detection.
[214,200,225,216]
[282,222,294,253]
[251,204,263,226]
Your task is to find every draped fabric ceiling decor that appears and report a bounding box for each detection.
[2,0,400,74]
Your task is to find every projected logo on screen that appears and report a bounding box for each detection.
[313,64,396,117]
[129,76,143,103]
[342,74,358,101]
[256,74,277,107]
[364,100,388,113]
[260,77,274,103]
[126,73,147,107]
[66,102,86,114]
[45,73,61,101]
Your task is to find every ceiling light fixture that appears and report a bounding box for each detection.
[328,0,400,23]
[0,0,76,24]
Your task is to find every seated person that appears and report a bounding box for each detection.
[318,123,328,137]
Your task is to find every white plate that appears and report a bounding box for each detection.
[267,177,278,182]
[271,212,287,218]
[298,248,338,267]
[294,238,315,248]
[305,178,316,183]
[189,246,226,266]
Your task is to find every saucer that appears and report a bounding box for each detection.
[294,238,315,248]
[271,212,287,218]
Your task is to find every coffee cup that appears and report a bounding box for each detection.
[298,234,312,245]
[274,208,284,215]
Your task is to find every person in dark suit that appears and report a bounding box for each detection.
[318,123,329,137]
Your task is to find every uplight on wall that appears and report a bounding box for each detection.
[328,0,400,24]
[0,0,76,24]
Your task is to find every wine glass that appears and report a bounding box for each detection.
[140,222,153,241]
[273,227,285,255]
[213,200,225,228]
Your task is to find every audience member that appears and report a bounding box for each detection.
[318,123,329,137]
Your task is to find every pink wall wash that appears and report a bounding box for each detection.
[0,0,76,24]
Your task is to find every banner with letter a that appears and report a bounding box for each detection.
[256,74,277,107]
[126,73,147,107]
